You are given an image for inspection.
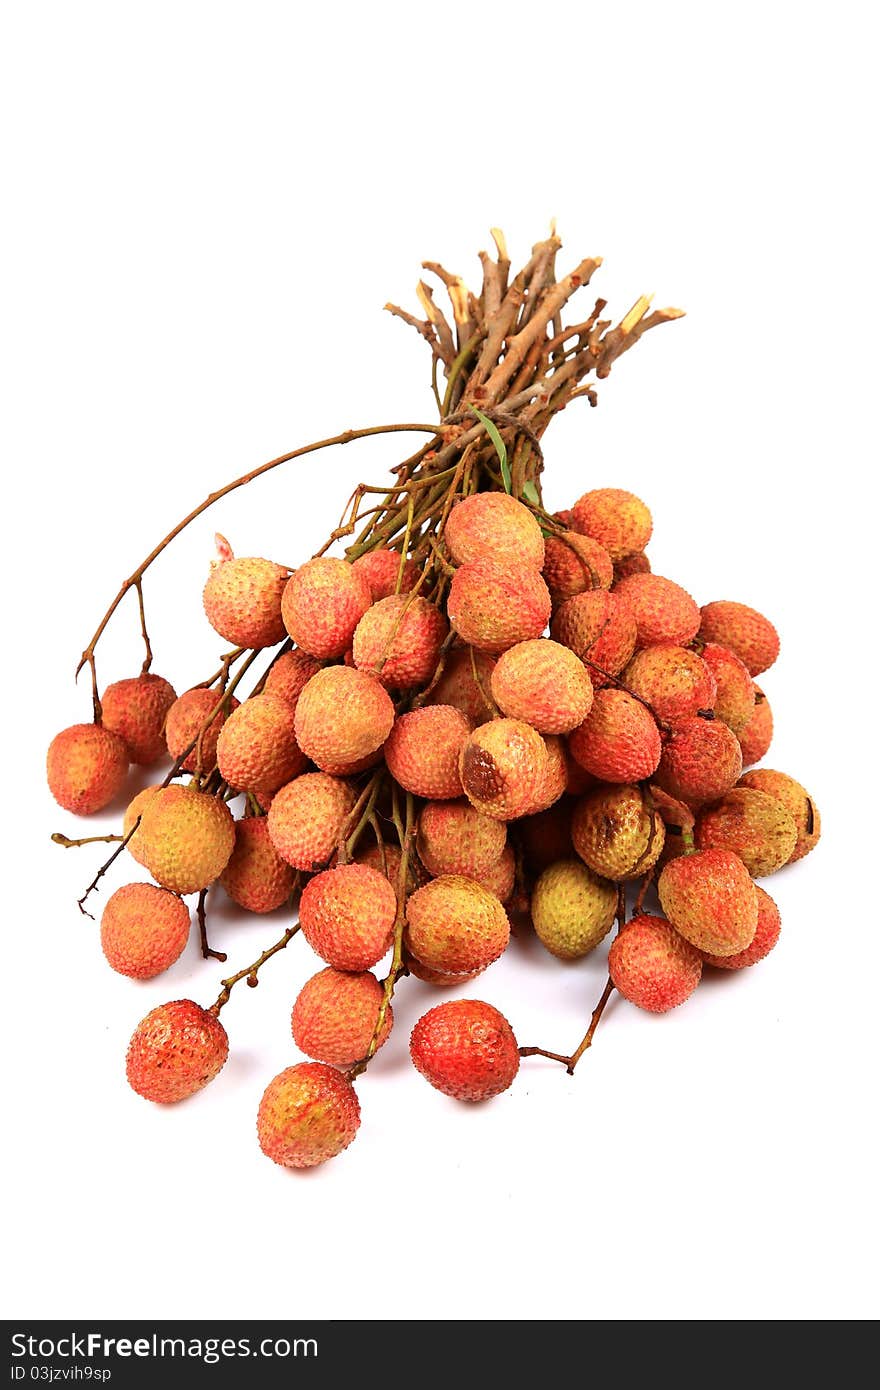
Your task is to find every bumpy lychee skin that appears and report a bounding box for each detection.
[699,643,755,734]
[696,788,798,877]
[572,784,665,881]
[658,848,758,957]
[292,968,392,1066]
[738,769,821,863]
[352,595,448,689]
[425,645,496,726]
[517,800,575,874]
[47,723,129,815]
[531,859,617,960]
[355,841,427,894]
[622,645,717,725]
[384,706,471,799]
[568,689,661,783]
[262,649,323,713]
[137,786,235,894]
[299,864,397,971]
[447,559,551,654]
[472,845,516,903]
[267,772,355,871]
[281,557,372,659]
[649,784,696,865]
[216,693,307,794]
[219,817,297,913]
[609,915,702,1013]
[257,1063,360,1168]
[405,876,510,975]
[702,885,781,969]
[101,883,190,979]
[542,531,614,602]
[165,687,240,773]
[445,492,545,570]
[654,716,743,807]
[490,639,593,734]
[124,784,184,867]
[410,1000,520,1102]
[203,554,288,649]
[613,551,651,583]
[534,735,568,814]
[351,547,418,601]
[100,674,177,765]
[459,718,550,821]
[294,666,394,770]
[614,573,700,648]
[570,487,652,561]
[126,1000,228,1104]
[698,601,780,677]
[737,685,773,767]
[417,800,507,879]
[550,590,637,685]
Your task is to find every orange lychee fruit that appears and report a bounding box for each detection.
[698,600,780,676]
[203,547,288,649]
[609,914,702,1013]
[654,715,743,807]
[262,649,323,713]
[613,573,700,648]
[47,723,129,815]
[405,875,510,975]
[101,882,190,979]
[531,858,617,959]
[702,884,781,969]
[165,687,240,773]
[294,665,394,771]
[126,999,228,1103]
[738,768,821,862]
[696,787,797,877]
[352,594,448,689]
[447,559,551,654]
[550,589,637,685]
[533,734,568,813]
[298,863,396,971]
[622,644,717,725]
[737,684,773,767]
[351,546,418,600]
[424,645,496,725]
[570,487,652,560]
[471,845,516,903]
[291,967,392,1066]
[267,771,355,871]
[490,639,593,734]
[445,492,545,570]
[100,674,177,765]
[257,1062,360,1168]
[572,783,665,881]
[698,642,755,734]
[385,706,471,799]
[410,999,519,1102]
[123,783,184,867]
[658,848,758,956]
[459,718,550,821]
[568,689,661,783]
[281,557,372,659]
[215,692,307,795]
[417,799,507,879]
[542,531,614,603]
[137,785,235,894]
[218,816,297,913]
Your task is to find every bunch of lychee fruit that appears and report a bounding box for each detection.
[48,484,819,1170]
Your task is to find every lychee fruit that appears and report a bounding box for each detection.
[100,674,177,765]
[405,875,510,975]
[533,734,568,813]
[126,999,229,1103]
[137,785,235,894]
[165,687,239,773]
[47,723,129,815]
[542,531,614,602]
[257,1062,360,1168]
[517,800,575,874]
[267,772,355,871]
[262,649,323,713]
[203,545,288,649]
[351,546,418,600]
[410,1000,520,1102]
[281,557,372,659]
[215,692,307,795]
[298,863,397,971]
[613,573,700,648]
[572,784,665,881]
[696,787,798,877]
[608,914,702,1013]
[472,845,516,903]
[123,783,184,867]
[294,666,394,771]
[100,882,190,979]
[613,551,651,583]
[458,718,550,821]
[654,716,743,807]
[424,645,496,725]
[447,559,551,654]
[658,848,758,956]
[550,589,637,685]
[384,706,471,800]
[490,639,593,734]
[352,594,448,689]
[445,492,545,570]
[570,487,652,560]
[702,884,781,969]
[417,799,508,879]
[218,816,297,913]
[622,644,717,725]
[649,784,696,865]
[568,689,661,783]
[737,685,773,767]
[291,968,392,1066]
[698,642,755,734]
[531,858,617,960]
[698,600,780,677]
[355,841,427,894]
[738,769,821,862]
[404,956,486,987]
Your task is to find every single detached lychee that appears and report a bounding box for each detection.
[101,882,190,979]
[425,645,497,725]
[352,594,448,689]
[298,863,397,971]
[126,999,229,1103]
[696,787,798,877]
[47,723,129,815]
[203,541,289,648]
[658,848,758,957]
[738,769,821,862]
[608,914,702,1013]
[531,858,617,960]
[568,689,661,783]
[614,573,700,647]
[702,884,781,969]
[216,692,307,795]
[164,687,240,773]
[100,674,177,765]
[137,785,235,894]
[572,784,665,881]
[294,665,394,771]
[570,487,652,560]
[542,531,614,602]
[550,590,638,685]
[622,644,716,725]
[281,556,372,659]
[351,546,418,600]
[384,705,471,799]
[218,816,297,913]
[445,492,545,570]
[737,684,773,767]
[458,718,550,821]
[517,800,575,874]
[267,771,355,871]
[262,649,323,713]
[257,1062,360,1168]
[417,799,508,879]
[698,600,780,676]
[292,967,392,1066]
[405,875,510,975]
[698,643,755,734]
[490,639,593,734]
[410,1000,520,1102]
[654,715,743,807]
[447,559,551,654]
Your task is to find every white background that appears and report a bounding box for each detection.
[2,1,876,1322]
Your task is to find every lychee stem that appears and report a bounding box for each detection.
[196,887,226,964]
[133,578,153,677]
[51,831,124,849]
[209,919,302,1016]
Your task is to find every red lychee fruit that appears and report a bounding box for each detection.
[737,684,773,767]
[613,551,651,583]
[405,875,510,975]
[101,883,190,979]
[47,723,129,815]
[424,645,497,725]
[613,573,700,648]
[216,693,307,795]
[298,863,397,971]
[530,858,617,959]
[654,716,743,807]
[165,687,240,773]
[738,769,821,862]
[352,594,448,689]
[658,848,758,956]
[622,644,717,725]
[262,649,323,713]
[570,487,652,560]
[291,968,392,1066]
[202,545,288,649]
[698,642,755,734]
[550,589,637,685]
[384,705,471,799]
[257,1062,360,1168]
[137,785,235,894]
[609,914,702,1013]
[572,783,665,881]
[698,600,780,676]
[568,689,661,783]
[702,884,781,969]
[351,547,418,600]
[410,999,519,1102]
[517,800,575,874]
[459,718,551,820]
[218,816,297,913]
[542,531,614,603]
[696,787,798,877]
[267,772,355,871]
[417,799,508,879]
[294,666,394,771]
[490,639,593,734]
[447,559,551,654]
[100,674,177,766]
[126,1000,228,1103]
[445,492,545,570]
[281,557,372,659]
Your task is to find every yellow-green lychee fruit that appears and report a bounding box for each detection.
[531,858,617,960]
[47,723,129,815]
[281,556,372,659]
[490,639,593,734]
[203,543,289,648]
[570,487,652,560]
[572,783,665,881]
[216,692,308,795]
[445,492,545,570]
[137,786,235,894]
[696,787,797,877]
[219,816,297,913]
[738,768,821,863]
[294,665,394,771]
[405,875,510,975]
[100,674,177,765]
